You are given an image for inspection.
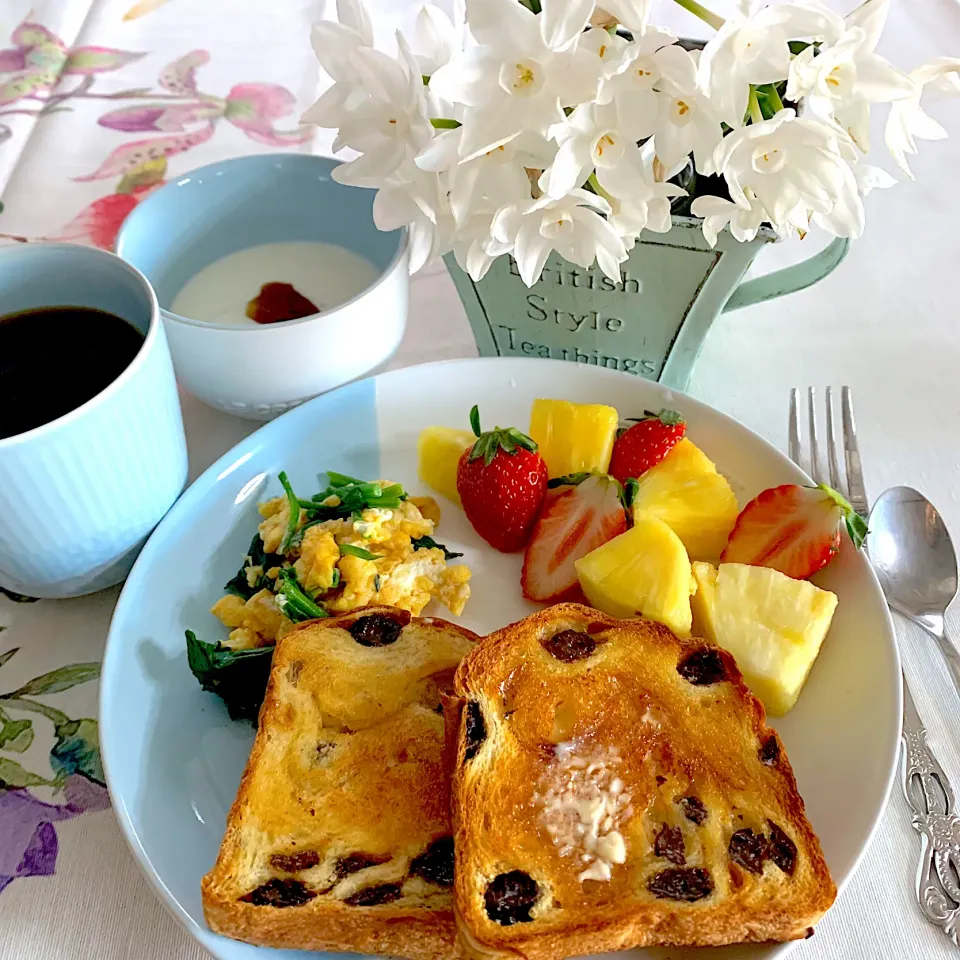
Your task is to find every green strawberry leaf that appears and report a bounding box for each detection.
[547,472,594,489]
[818,484,868,550]
[466,408,539,466]
[0,647,18,669]
[844,512,869,550]
[12,663,100,696]
[504,427,537,453]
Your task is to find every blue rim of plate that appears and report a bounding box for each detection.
[99,356,901,957]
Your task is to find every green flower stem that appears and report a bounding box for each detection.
[668,0,725,30]
[765,85,785,114]
[0,696,70,727]
[586,172,613,204]
[748,87,764,124]
[430,118,461,129]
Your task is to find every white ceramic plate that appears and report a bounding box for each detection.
[100,358,901,960]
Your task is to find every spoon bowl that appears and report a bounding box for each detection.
[868,485,959,635]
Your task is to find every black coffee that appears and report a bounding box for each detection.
[0,306,145,441]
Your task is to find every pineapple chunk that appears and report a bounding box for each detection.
[630,439,738,562]
[691,562,838,716]
[529,399,619,478]
[575,516,695,637]
[418,426,474,506]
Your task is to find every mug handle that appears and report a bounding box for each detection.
[722,237,851,312]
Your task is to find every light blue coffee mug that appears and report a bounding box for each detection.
[0,244,188,598]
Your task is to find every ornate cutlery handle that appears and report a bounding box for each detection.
[902,677,960,943]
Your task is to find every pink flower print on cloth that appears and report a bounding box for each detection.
[223,83,313,145]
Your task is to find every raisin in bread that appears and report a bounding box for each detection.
[445,602,836,959]
[202,606,479,959]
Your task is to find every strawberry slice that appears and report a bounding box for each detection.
[721,483,868,580]
[522,473,627,603]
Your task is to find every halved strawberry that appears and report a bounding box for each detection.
[521,473,628,603]
[721,483,868,580]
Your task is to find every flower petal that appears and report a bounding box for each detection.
[539,138,590,198]
[63,46,145,75]
[844,0,889,51]
[458,102,525,161]
[430,47,499,107]
[540,0,594,52]
[597,0,651,33]
[466,0,539,54]
[552,46,602,105]
[336,0,374,46]
[158,49,208,95]
[514,218,551,287]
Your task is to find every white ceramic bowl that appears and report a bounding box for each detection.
[115,154,409,420]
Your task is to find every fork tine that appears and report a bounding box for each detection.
[825,386,844,495]
[841,386,868,514]
[788,388,802,468]
[807,387,823,485]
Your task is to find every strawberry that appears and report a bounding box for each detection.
[521,473,627,603]
[456,405,548,553]
[608,409,686,484]
[721,483,869,579]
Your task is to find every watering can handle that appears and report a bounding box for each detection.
[723,237,851,312]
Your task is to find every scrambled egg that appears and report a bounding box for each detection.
[213,488,471,649]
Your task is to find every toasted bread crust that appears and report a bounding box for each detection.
[202,606,479,959]
[447,603,835,960]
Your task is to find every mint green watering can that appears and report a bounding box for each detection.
[445,216,849,392]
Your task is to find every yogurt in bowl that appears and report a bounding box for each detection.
[169,241,381,327]
[115,154,409,420]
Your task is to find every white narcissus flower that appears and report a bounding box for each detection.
[429,0,601,161]
[608,173,685,239]
[539,99,654,199]
[713,109,864,238]
[491,188,628,286]
[597,27,676,117]
[646,44,723,175]
[580,26,631,93]
[593,0,651,34]
[302,0,374,127]
[690,191,768,247]
[414,2,465,77]
[373,169,453,273]
[417,125,542,223]
[451,211,515,281]
[787,0,912,152]
[699,2,843,127]
[330,35,434,188]
[885,58,960,178]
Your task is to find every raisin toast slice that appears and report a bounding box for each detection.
[202,606,479,960]
[446,603,836,959]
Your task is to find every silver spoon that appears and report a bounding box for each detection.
[869,485,960,697]
[869,486,960,943]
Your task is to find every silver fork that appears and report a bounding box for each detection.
[790,386,960,943]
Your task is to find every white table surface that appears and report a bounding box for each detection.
[1,0,960,958]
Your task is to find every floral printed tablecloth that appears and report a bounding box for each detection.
[3,1,960,959]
